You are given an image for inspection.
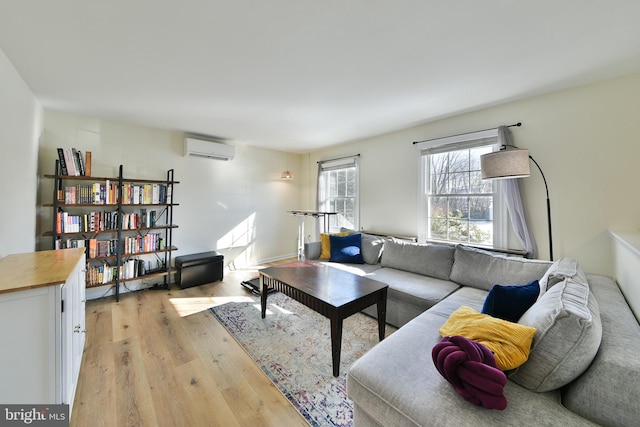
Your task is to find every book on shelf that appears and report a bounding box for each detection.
[56,148,68,175]
[152,184,159,204]
[122,233,164,254]
[62,148,76,176]
[85,151,92,176]
[73,149,85,176]
[86,259,151,286]
[140,208,147,228]
[87,262,116,286]
[55,147,93,176]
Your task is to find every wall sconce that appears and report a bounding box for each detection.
[281,151,294,180]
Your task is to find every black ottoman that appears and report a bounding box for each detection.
[175,251,224,288]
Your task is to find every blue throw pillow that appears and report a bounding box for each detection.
[482,280,540,323]
[329,233,364,264]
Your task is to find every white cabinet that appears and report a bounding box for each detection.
[0,248,85,415]
[61,253,86,409]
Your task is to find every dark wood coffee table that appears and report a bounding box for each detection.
[259,260,388,377]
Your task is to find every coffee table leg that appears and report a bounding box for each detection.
[260,274,268,319]
[330,316,343,377]
[377,288,387,341]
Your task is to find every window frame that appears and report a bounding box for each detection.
[417,130,507,248]
[317,156,360,234]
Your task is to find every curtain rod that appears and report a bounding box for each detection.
[317,153,361,164]
[412,122,522,145]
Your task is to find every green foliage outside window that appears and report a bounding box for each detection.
[430,211,491,244]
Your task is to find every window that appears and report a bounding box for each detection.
[417,131,506,248]
[317,156,359,233]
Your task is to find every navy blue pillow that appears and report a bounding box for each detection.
[481,280,540,322]
[329,233,364,264]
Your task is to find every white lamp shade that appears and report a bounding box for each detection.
[481,149,530,179]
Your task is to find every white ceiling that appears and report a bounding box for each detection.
[2,1,640,153]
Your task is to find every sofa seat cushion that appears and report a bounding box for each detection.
[347,306,599,427]
[315,260,381,276]
[427,286,489,318]
[431,335,508,410]
[362,285,486,329]
[380,239,455,280]
[367,267,460,310]
[562,274,640,427]
[450,245,551,291]
[511,278,602,392]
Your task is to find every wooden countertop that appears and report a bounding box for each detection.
[0,248,85,294]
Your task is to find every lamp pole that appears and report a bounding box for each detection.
[528,155,553,261]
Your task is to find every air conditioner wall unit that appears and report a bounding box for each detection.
[184,137,235,161]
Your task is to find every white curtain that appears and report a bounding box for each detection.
[498,126,537,257]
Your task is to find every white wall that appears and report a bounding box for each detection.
[37,111,302,270]
[301,72,640,277]
[0,49,42,257]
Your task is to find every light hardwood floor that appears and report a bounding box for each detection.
[70,261,309,427]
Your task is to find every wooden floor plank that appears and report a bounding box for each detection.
[172,358,242,427]
[71,263,308,426]
[115,337,158,426]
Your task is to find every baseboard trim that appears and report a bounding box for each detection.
[255,253,297,265]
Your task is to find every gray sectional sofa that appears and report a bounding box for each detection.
[304,232,640,426]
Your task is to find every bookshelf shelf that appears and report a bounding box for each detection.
[43,203,180,208]
[44,162,178,301]
[87,267,177,288]
[43,225,179,237]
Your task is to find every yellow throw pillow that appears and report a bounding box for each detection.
[319,232,349,259]
[439,306,536,370]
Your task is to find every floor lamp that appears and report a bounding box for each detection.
[480,146,553,261]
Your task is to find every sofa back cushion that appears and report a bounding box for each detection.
[340,228,388,265]
[449,245,551,291]
[511,277,602,392]
[359,234,385,265]
[380,239,454,280]
[538,257,587,293]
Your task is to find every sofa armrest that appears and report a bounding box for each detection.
[304,241,321,260]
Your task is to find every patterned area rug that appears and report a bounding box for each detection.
[209,291,394,426]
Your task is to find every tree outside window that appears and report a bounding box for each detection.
[427,146,494,245]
